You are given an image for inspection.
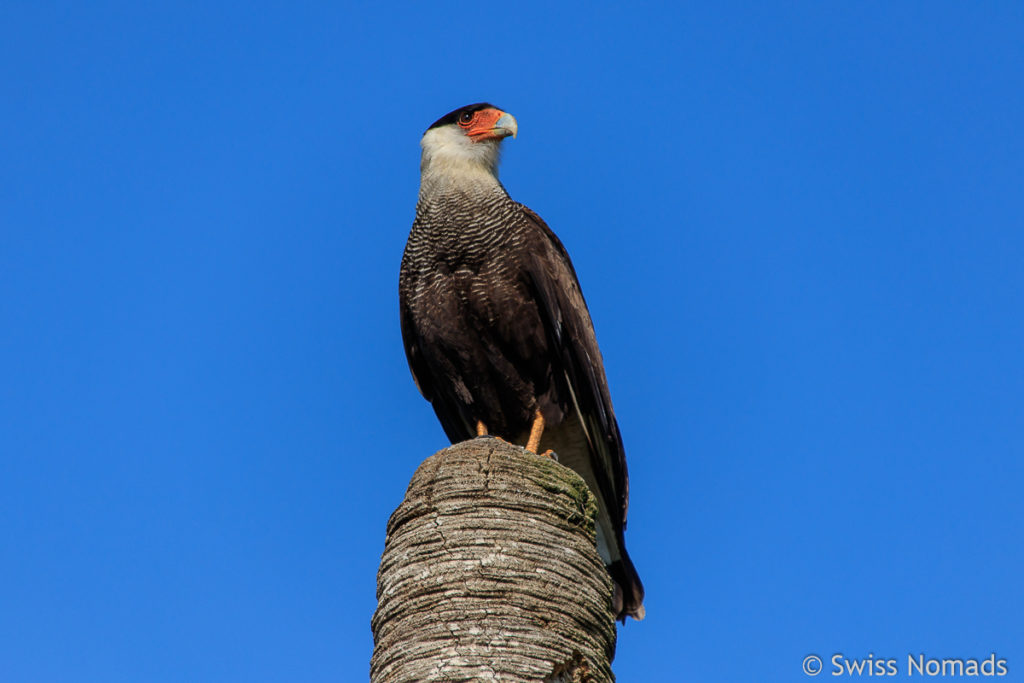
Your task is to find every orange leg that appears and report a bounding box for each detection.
[526,410,545,454]
[476,420,508,444]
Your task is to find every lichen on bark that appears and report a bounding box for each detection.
[370,438,616,682]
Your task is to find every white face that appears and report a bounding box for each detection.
[420,124,503,178]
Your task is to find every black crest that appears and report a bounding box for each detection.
[426,102,501,132]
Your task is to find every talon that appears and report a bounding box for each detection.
[474,432,508,445]
[540,449,558,461]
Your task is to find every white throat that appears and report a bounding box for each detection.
[419,125,503,199]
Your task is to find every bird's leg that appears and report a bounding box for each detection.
[476,420,508,444]
[526,411,544,452]
[526,410,554,458]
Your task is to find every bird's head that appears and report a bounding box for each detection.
[420,103,518,181]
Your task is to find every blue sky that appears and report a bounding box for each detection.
[1,2,1021,681]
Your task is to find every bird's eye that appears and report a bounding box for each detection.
[458,111,474,126]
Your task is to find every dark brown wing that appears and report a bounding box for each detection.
[399,276,477,444]
[518,205,644,619]
[518,205,629,531]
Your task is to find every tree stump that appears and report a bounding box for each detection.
[370,438,617,682]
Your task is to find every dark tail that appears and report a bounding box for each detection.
[608,546,645,622]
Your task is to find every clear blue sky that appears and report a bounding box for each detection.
[2,3,1021,681]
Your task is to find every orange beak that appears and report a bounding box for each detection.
[466,108,518,141]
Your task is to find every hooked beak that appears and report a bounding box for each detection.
[467,109,518,141]
[493,112,518,139]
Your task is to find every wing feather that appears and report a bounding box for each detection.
[399,286,476,443]
[517,205,629,529]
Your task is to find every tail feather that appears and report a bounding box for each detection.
[544,420,645,621]
[609,550,645,622]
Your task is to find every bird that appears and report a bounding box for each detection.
[398,103,645,621]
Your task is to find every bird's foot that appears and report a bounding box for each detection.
[536,449,558,462]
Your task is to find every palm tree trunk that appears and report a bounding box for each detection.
[371,438,617,682]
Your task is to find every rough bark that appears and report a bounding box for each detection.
[371,438,617,682]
